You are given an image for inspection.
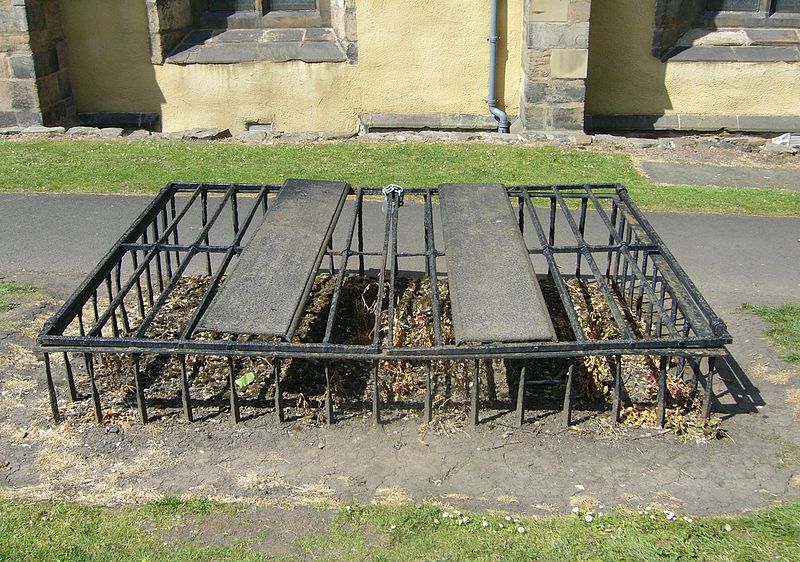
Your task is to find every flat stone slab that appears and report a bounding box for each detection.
[200,179,349,338]
[439,183,556,344]
[642,161,800,191]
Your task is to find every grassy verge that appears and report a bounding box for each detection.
[0,280,37,313]
[1,498,799,561]
[1,140,798,216]
[742,303,800,364]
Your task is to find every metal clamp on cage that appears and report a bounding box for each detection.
[382,184,404,215]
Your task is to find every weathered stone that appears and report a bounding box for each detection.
[527,22,590,49]
[98,127,124,138]
[0,126,22,135]
[550,106,584,130]
[124,129,151,139]
[529,0,569,22]
[22,125,64,134]
[9,54,34,79]
[279,131,320,143]
[525,49,551,79]
[182,128,232,140]
[573,133,593,145]
[568,0,592,22]
[318,131,356,140]
[66,126,101,136]
[234,130,269,142]
[549,49,588,79]
[304,28,336,42]
[761,143,798,155]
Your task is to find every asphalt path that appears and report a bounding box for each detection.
[0,193,797,305]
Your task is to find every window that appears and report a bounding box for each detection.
[706,0,800,26]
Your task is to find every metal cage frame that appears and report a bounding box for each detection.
[36,182,731,428]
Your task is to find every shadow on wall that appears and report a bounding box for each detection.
[60,0,165,128]
[584,0,672,131]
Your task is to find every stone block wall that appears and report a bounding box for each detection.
[520,0,591,131]
[0,0,74,127]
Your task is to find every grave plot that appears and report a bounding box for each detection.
[36,180,731,429]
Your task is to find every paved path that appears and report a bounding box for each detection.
[0,193,797,304]
[641,161,800,191]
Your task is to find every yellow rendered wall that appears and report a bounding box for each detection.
[586,0,799,117]
[60,0,524,133]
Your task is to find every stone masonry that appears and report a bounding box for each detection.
[0,0,74,127]
[520,0,592,131]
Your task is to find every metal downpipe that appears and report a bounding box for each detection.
[488,0,510,133]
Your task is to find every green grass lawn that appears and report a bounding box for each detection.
[742,303,800,364]
[1,498,798,561]
[0,139,798,216]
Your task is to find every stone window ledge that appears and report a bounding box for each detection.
[663,27,800,61]
[166,27,346,64]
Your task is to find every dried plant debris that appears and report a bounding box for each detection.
[61,274,711,435]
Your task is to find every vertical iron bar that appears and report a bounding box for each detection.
[84,353,102,424]
[105,277,119,338]
[548,197,556,246]
[63,352,78,402]
[636,253,648,319]
[620,224,631,298]
[150,222,163,295]
[91,291,99,324]
[563,363,574,427]
[327,238,335,276]
[133,353,148,424]
[201,187,212,276]
[515,364,526,427]
[357,191,365,276]
[386,191,400,350]
[372,360,381,426]
[161,207,173,278]
[227,356,241,424]
[274,358,284,423]
[424,361,433,424]
[470,360,480,427]
[612,210,625,291]
[612,355,622,424]
[371,190,394,347]
[423,192,443,346]
[657,356,668,428]
[325,366,334,426]
[77,310,86,337]
[44,353,60,423]
[606,200,618,279]
[518,196,524,234]
[576,196,588,278]
[703,357,716,420]
[169,195,182,269]
[230,188,240,235]
[127,248,146,317]
[114,264,130,333]
[179,356,193,422]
